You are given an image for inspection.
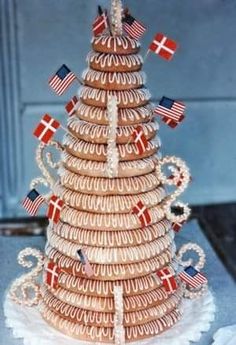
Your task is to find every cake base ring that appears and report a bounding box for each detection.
[4,290,215,345]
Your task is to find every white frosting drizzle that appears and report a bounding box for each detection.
[82,68,146,88]
[45,246,173,279]
[62,151,158,178]
[58,166,161,195]
[106,95,119,178]
[53,219,171,248]
[54,184,166,213]
[79,86,151,107]
[75,102,154,124]
[40,303,181,341]
[87,52,143,69]
[67,116,157,142]
[46,228,172,264]
[91,35,140,52]
[63,133,159,160]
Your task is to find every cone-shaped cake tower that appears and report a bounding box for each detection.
[40,1,186,343]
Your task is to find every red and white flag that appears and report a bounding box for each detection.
[49,64,77,96]
[65,96,79,116]
[33,114,60,144]
[132,201,151,227]
[149,33,178,61]
[93,6,109,36]
[22,189,45,216]
[172,220,185,232]
[154,97,185,128]
[132,125,148,154]
[47,195,64,224]
[156,267,178,293]
[123,13,146,40]
[45,261,61,289]
[179,266,208,288]
[77,249,94,277]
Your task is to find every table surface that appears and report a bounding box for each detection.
[0,220,235,344]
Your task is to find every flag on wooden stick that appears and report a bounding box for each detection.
[132,201,151,227]
[93,6,109,36]
[49,64,77,95]
[77,249,94,277]
[156,267,178,293]
[47,195,64,224]
[22,189,44,216]
[33,114,60,144]
[65,96,79,116]
[45,262,61,289]
[149,33,178,60]
[132,125,148,154]
[154,97,185,128]
[122,12,146,40]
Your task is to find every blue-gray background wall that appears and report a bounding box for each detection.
[1,0,236,217]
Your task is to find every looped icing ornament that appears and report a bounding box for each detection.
[156,156,191,224]
[176,243,208,299]
[8,248,44,307]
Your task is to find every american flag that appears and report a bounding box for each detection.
[22,189,44,216]
[132,201,151,227]
[65,96,79,116]
[47,195,64,224]
[132,125,148,154]
[45,261,61,289]
[49,64,76,95]
[179,266,208,288]
[93,6,109,36]
[154,97,185,128]
[156,267,178,293]
[77,249,94,277]
[149,33,178,61]
[33,114,60,144]
[123,13,146,40]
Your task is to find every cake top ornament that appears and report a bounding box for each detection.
[111,0,123,35]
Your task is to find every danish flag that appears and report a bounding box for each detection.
[179,266,208,288]
[65,96,79,116]
[33,114,60,144]
[132,125,148,155]
[45,261,61,289]
[172,220,185,232]
[93,6,109,36]
[132,201,151,227]
[156,267,178,293]
[77,249,94,277]
[47,195,64,224]
[149,33,178,61]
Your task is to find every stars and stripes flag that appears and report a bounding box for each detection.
[33,114,60,144]
[132,125,148,155]
[132,201,151,227]
[122,13,146,40]
[154,97,185,128]
[156,267,178,293]
[149,33,178,61]
[93,6,109,36]
[47,195,64,224]
[45,261,61,289]
[49,64,77,95]
[77,249,94,277]
[22,189,44,216]
[179,266,208,288]
[65,95,79,116]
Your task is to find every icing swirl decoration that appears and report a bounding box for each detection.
[113,285,125,345]
[107,95,119,177]
[8,248,44,306]
[156,156,191,223]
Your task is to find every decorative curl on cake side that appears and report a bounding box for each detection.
[106,95,119,178]
[156,156,191,223]
[113,285,125,345]
[32,140,64,199]
[177,243,208,299]
[8,248,44,306]
[111,0,123,35]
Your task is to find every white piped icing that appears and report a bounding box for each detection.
[63,133,159,161]
[91,35,140,52]
[54,183,166,213]
[75,102,154,125]
[82,68,146,89]
[46,228,172,264]
[79,86,151,107]
[58,166,161,195]
[67,116,157,143]
[53,219,171,248]
[62,151,158,178]
[45,246,173,280]
[87,52,143,70]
